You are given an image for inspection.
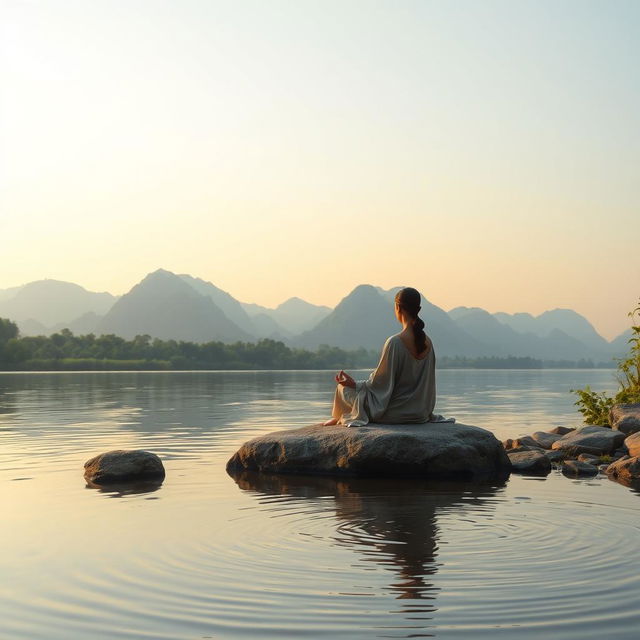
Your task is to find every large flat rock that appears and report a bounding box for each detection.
[226,422,511,480]
[551,426,626,456]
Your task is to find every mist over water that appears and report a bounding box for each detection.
[1,369,638,639]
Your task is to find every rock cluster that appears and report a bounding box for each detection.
[503,404,640,487]
[227,421,511,481]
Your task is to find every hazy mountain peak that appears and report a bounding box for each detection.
[0,278,116,327]
[98,270,250,343]
[449,306,489,320]
[276,296,320,311]
[179,273,260,336]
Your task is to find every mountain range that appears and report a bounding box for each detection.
[0,269,631,362]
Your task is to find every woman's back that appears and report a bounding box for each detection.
[376,334,436,424]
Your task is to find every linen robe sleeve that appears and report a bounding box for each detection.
[344,337,400,426]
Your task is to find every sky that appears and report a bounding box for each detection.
[1,0,638,339]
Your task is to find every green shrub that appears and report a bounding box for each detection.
[573,299,640,425]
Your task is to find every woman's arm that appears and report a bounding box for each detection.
[356,337,399,419]
[335,370,356,388]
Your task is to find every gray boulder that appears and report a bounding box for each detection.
[606,455,640,483]
[530,431,563,450]
[544,450,566,463]
[507,444,545,454]
[562,460,598,478]
[84,450,165,484]
[506,451,551,476]
[550,426,575,436]
[610,404,640,435]
[551,426,626,456]
[226,422,511,480]
[625,432,640,458]
[502,436,541,451]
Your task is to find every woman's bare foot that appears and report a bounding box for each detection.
[323,418,339,426]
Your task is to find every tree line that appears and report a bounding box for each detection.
[0,319,377,370]
[0,318,611,371]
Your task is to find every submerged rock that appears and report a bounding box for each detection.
[226,422,511,480]
[562,460,598,478]
[610,404,640,436]
[551,426,626,457]
[507,451,551,476]
[84,450,165,485]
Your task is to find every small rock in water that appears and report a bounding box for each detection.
[610,404,640,436]
[503,436,540,451]
[531,431,563,450]
[606,456,640,483]
[84,450,165,485]
[507,451,551,476]
[562,460,598,478]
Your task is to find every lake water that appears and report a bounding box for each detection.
[1,369,638,639]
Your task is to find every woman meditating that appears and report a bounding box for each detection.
[325,287,445,427]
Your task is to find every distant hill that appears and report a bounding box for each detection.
[0,285,24,302]
[610,329,633,358]
[52,312,103,336]
[179,274,256,335]
[451,306,607,361]
[0,280,116,330]
[295,285,483,357]
[493,308,610,357]
[242,297,331,335]
[97,269,250,343]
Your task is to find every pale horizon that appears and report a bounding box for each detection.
[2,0,638,341]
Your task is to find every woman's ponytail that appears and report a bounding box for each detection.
[413,315,427,354]
[395,287,428,354]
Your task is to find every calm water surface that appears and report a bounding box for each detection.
[1,369,638,639]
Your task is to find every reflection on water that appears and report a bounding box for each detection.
[232,471,504,611]
[84,478,165,496]
[1,370,638,640]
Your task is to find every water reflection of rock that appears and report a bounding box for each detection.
[85,477,164,497]
[231,471,504,605]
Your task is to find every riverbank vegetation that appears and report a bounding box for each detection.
[573,300,640,425]
[0,320,616,371]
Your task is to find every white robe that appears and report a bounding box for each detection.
[332,334,447,427]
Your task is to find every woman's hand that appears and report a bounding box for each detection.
[335,370,356,388]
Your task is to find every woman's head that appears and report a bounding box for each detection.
[395,287,421,319]
[395,287,428,354]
